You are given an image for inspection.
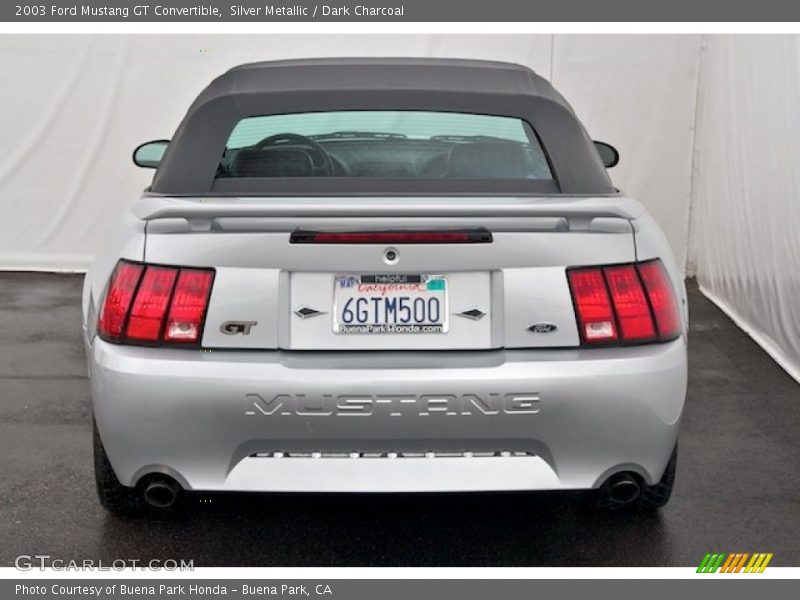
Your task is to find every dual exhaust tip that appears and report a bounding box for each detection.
[141,475,181,509]
[606,473,642,504]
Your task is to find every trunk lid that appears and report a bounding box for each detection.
[139,196,639,350]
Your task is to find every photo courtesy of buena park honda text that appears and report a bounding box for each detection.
[0,0,798,595]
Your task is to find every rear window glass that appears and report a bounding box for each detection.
[218,111,553,180]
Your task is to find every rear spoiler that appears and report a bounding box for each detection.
[132,195,646,222]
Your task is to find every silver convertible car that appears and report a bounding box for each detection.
[82,58,687,515]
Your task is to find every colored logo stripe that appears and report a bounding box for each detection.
[745,553,773,573]
[720,553,750,573]
[697,553,726,573]
[697,552,773,573]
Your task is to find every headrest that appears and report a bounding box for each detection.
[230,148,314,177]
[446,141,534,178]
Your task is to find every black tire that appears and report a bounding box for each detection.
[590,444,678,511]
[93,419,146,516]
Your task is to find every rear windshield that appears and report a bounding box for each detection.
[218,111,553,181]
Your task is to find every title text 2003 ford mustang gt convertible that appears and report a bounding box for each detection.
[82,58,687,515]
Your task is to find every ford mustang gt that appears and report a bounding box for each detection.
[83,58,686,515]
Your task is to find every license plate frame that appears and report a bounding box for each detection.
[332,274,449,335]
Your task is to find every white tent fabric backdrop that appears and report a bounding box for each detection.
[0,34,797,381]
[688,35,800,382]
[0,34,699,269]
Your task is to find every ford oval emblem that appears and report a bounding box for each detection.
[528,322,558,334]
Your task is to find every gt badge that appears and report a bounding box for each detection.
[220,321,257,335]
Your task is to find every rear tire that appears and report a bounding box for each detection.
[93,419,146,516]
[590,444,678,511]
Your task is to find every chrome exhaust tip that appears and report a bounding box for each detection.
[608,474,641,504]
[142,476,180,509]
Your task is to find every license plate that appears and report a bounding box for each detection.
[333,274,449,334]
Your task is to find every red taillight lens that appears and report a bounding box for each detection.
[97,262,143,339]
[637,260,681,340]
[125,266,178,342]
[567,268,617,343]
[164,269,214,343]
[97,261,214,346]
[568,259,681,346]
[603,265,656,342]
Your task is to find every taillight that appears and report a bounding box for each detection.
[636,260,681,339]
[567,259,681,346]
[97,262,143,339]
[126,266,178,342]
[567,269,617,343]
[164,269,215,343]
[603,265,656,342]
[97,261,214,346]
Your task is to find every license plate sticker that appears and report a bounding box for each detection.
[333,274,449,334]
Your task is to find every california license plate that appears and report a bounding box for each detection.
[333,274,449,334]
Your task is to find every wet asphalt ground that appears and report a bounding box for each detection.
[0,273,798,567]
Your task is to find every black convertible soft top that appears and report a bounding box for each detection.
[150,58,616,196]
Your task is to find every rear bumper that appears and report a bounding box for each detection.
[89,338,687,492]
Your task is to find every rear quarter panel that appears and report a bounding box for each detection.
[632,212,689,334]
[81,201,147,344]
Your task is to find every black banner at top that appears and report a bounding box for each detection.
[2,0,798,22]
